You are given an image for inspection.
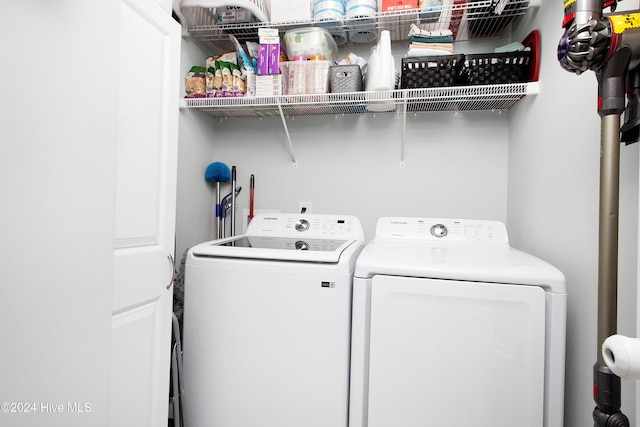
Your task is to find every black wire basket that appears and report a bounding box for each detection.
[400,54,466,89]
[462,50,532,85]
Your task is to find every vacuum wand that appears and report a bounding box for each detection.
[590,54,630,427]
[598,113,621,363]
[596,47,630,359]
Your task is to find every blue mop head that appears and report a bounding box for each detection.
[204,162,231,183]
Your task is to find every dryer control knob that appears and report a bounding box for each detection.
[295,240,309,250]
[295,219,310,232]
[431,224,448,238]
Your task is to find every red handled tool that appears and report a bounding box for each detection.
[249,174,255,221]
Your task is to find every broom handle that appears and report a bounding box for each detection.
[216,182,222,239]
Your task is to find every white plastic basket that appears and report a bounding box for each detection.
[180,0,270,26]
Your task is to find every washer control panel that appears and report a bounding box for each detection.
[375,217,509,245]
[246,213,364,240]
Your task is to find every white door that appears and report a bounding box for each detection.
[367,275,546,427]
[110,0,180,425]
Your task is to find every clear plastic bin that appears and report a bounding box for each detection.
[279,60,331,95]
[283,28,339,62]
[179,0,269,25]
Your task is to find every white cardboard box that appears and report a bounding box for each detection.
[255,74,283,97]
[268,0,311,22]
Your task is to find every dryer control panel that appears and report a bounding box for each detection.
[375,217,509,245]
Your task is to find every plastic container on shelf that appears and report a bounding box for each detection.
[282,57,308,95]
[313,1,349,46]
[330,65,363,92]
[179,0,269,26]
[280,60,332,95]
[366,30,394,91]
[314,0,346,19]
[283,27,339,62]
[346,0,377,16]
[462,50,532,85]
[365,30,396,112]
[307,58,332,93]
[400,54,465,88]
[345,0,378,42]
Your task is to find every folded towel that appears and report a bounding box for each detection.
[409,35,454,44]
[408,23,453,38]
[409,41,453,51]
[406,48,454,57]
[494,42,525,53]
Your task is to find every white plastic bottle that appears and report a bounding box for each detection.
[366,30,396,112]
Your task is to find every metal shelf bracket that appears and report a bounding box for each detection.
[276,100,298,167]
[400,96,408,168]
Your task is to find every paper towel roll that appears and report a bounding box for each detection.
[602,334,640,380]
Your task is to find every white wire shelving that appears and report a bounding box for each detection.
[180,83,535,117]
[184,0,531,53]
[179,1,538,165]
[180,0,537,118]
[181,82,539,167]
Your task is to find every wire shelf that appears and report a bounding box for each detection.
[180,83,532,118]
[185,0,530,54]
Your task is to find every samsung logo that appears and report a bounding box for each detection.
[390,220,408,224]
[263,217,278,221]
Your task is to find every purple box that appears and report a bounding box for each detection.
[257,44,269,75]
[268,44,281,75]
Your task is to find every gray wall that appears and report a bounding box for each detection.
[176,63,511,255]
[206,110,509,238]
[509,3,639,426]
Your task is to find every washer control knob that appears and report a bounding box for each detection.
[295,241,309,251]
[430,224,448,238]
[295,219,310,232]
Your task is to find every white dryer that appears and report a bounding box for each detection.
[182,213,364,427]
[349,217,566,427]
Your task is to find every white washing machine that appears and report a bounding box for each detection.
[182,213,364,427]
[349,217,567,427]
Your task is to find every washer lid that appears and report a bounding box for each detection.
[190,213,365,263]
[191,235,359,263]
[355,217,565,293]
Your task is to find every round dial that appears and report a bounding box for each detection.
[295,219,310,232]
[430,224,448,238]
[295,241,309,251]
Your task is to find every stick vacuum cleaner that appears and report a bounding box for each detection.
[558,4,640,426]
